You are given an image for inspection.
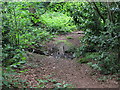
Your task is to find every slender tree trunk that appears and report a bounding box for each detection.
[92,2,106,23]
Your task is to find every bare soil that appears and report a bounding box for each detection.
[15,31,119,88]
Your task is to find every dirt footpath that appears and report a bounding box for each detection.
[19,53,119,88]
[15,31,119,88]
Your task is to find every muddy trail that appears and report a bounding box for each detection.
[15,31,119,88]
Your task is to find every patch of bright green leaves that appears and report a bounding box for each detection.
[40,11,76,34]
[36,78,74,88]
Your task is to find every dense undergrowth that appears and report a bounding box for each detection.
[2,2,120,88]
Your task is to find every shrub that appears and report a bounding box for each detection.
[19,28,54,46]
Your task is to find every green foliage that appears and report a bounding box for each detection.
[48,2,94,30]
[97,76,108,82]
[82,22,120,74]
[2,2,54,66]
[77,58,89,63]
[77,52,99,63]
[35,74,74,88]
[97,74,119,82]
[2,2,54,88]
[40,11,76,34]
[2,67,28,88]
[36,78,74,88]
[19,28,54,46]
[76,2,120,74]
[2,45,26,67]
[2,2,120,88]
[37,79,49,83]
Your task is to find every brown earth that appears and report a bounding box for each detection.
[14,31,119,88]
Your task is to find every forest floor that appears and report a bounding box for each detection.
[14,31,119,88]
